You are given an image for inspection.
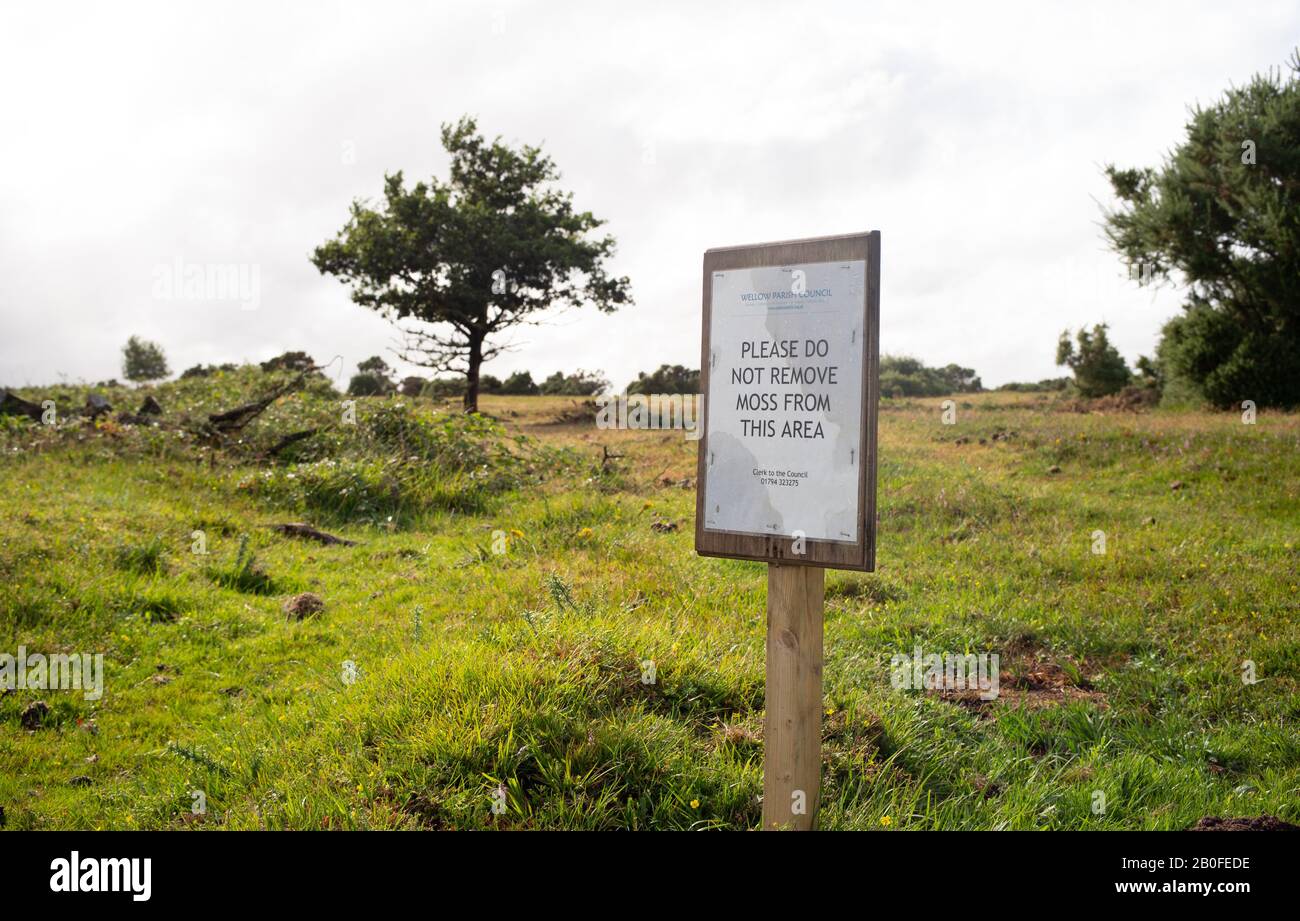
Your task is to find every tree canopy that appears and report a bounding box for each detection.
[348,355,397,396]
[1104,50,1300,407]
[312,116,631,412]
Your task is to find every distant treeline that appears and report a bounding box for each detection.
[405,369,609,399]
[171,354,697,399]
[996,377,1072,393]
[122,344,1004,403]
[879,356,982,398]
[383,363,702,399]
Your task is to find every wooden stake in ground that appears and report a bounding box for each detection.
[763,563,825,831]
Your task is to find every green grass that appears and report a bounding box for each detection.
[1,381,1298,829]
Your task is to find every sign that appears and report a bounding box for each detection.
[695,232,880,572]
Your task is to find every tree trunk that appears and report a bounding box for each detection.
[463,334,483,414]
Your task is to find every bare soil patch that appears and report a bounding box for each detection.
[936,640,1107,715]
[1191,815,1300,831]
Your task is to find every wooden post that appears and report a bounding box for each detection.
[762,562,824,830]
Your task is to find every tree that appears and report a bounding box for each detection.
[347,373,386,396]
[312,116,631,413]
[626,364,700,394]
[1134,354,1163,392]
[347,355,397,396]
[356,355,394,381]
[936,363,982,393]
[1103,50,1300,407]
[539,369,608,396]
[1055,325,1131,397]
[121,336,169,383]
[499,370,539,395]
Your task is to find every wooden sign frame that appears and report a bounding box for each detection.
[694,231,880,572]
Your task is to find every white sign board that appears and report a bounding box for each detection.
[702,259,866,542]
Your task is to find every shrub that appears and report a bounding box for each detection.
[348,372,392,396]
[244,403,533,523]
[1056,325,1131,398]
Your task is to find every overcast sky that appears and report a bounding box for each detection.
[1,1,1296,390]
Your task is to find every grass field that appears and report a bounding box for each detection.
[2,376,1298,830]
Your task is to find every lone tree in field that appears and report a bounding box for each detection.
[1056,325,1131,398]
[312,117,631,413]
[1104,49,1300,407]
[348,355,397,396]
[357,355,396,383]
[121,336,169,384]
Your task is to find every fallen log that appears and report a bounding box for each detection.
[202,370,310,439]
[268,523,357,546]
[264,427,319,458]
[210,372,308,431]
[0,390,44,421]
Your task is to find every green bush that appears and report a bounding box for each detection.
[348,372,392,396]
[244,403,533,522]
[1156,304,1300,409]
[1056,325,1131,398]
